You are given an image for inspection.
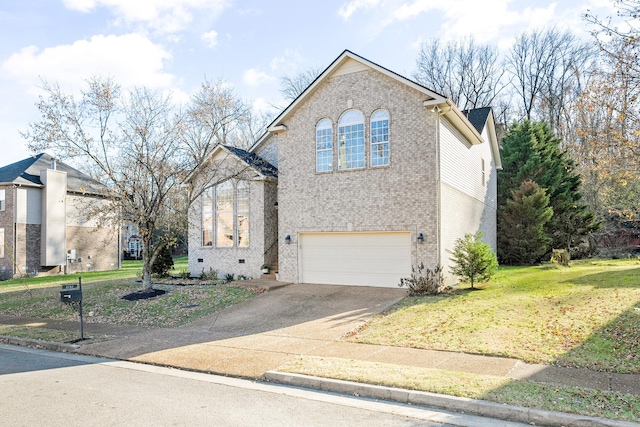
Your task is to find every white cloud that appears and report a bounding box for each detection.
[270,49,303,72]
[62,0,228,33]
[2,33,175,94]
[242,68,275,87]
[338,0,381,20]
[201,30,218,49]
[252,97,276,114]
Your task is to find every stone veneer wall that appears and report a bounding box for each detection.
[276,69,440,283]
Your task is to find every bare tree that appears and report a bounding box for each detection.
[279,65,324,102]
[506,28,595,138]
[22,76,253,290]
[183,78,250,164]
[414,36,506,110]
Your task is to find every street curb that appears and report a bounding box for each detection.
[264,371,639,427]
[0,335,79,353]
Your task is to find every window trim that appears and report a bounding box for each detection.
[0,227,4,259]
[202,180,251,249]
[215,180,234,248]
[0,189,5,212]
[370,109,390,167]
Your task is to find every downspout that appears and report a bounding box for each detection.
[434,107,442,270]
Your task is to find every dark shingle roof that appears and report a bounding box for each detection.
[461,107,492,134]
[0,153,106,194]
[223,146,278,178]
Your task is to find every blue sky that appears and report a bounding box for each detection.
[0,0,614,165]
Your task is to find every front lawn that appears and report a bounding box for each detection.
[350,258,640,373]
[0,257,256,328]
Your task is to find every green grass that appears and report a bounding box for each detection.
[280,356,640,422]
[350,258,640,373]
[0,256,256,328]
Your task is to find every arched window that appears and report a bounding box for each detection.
[370,109,389,166]
[316,119,333,172]
[338,109,365,170]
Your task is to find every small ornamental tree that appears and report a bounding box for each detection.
[448,232,498,289]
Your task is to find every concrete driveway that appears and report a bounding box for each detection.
[78,283,406,378]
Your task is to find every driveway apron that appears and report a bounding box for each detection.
[77,284,406,378]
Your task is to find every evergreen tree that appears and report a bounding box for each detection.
[498,121,599,261]
[448,232,499,289]
[498,180,553,265]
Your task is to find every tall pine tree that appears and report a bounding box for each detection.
[498,121,599,263]
[498,181,553,265]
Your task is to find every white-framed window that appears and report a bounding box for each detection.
[316,119,333,172]
[0,189,5,211]
[201,180,250,248]
[0,228,4,258]
[370,110,389,167]
[202,187,214,246]
[216,181,234,248]
[236,181,250,247]
[338,109,365,170]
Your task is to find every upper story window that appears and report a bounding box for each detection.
[0,189,5,211]
[370,110,389,167]
[338,109,365,170]
[316,119,333,172]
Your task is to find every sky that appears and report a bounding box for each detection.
[0,0,616,165]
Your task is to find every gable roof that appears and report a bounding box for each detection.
[462,107,502,170]
[222,145,278,178]
[259,49,485,150]
[0,153,107,194]
[462,107,492,134]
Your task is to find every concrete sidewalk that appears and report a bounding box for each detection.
[1,280,639,426]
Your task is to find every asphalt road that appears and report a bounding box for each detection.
[0,344,506,427]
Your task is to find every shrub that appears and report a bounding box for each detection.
[200,267,218,282]
[224,273,235,282]
[448,232,498,289]
[399,263,445,295]
[151,246,174,277]
[551,249,570,266]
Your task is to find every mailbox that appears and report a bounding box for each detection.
[59,284,82,303]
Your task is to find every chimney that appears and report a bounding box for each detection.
[51,158,57,170]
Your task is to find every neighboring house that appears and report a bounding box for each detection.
[0,153,120,280]
[188,50,501,287]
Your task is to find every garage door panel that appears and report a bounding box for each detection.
[299,232,411,287]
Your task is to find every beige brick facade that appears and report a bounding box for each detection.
[276,69,440,282]
[188,51,500,287]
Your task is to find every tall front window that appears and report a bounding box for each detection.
[202,180,250,248]
[316,119,333,172]
[0,189,5,211]
[370,110,389,166]
[216,181,234,247]
[236,181,250,247]
[338,109,365,170]
[202,187,214,246]
[0,228,4,258]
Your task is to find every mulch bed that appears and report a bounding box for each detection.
[121,288,167,301]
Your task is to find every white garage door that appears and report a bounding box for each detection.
[299,232,412,287]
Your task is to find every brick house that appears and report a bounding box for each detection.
[188,50,501,287]
[0,153,120,280]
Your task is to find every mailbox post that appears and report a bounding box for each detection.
[59,277,84,340]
